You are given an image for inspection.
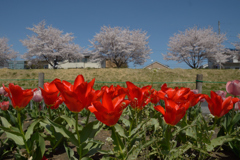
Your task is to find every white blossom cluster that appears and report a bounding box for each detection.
[163,26,229,69]
[89,26,152,68]
[0,37,18,66]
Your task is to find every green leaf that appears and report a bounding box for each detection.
[80,121,102,143]
[32,132,46,160]
[130,121,145,137]
[127,138,155,160]
[111,127,124,155]
[170,143,192,159]
[81,140,103,157]
[206,135,236,151]
[0,116,12,128]
[60,115,76,129]
[147,118,159,133]
[64,143,78,160]
[81,158,93,160]
[114,123,127,138]
[119,116,130,127]
[5,131,24,146]
[25,119,40,141]
[41,118,79,146]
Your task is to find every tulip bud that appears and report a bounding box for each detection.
[215,90,227,100]
[226,80,240,96]
[191,89,198,94]
[0,87,6,95]
[234,101,240,111]
[0,101,9,111]
[32,89,43,102]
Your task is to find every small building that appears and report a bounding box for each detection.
[8,61,26,69]
[48,56,106,69]
[208,49,240,69]
[144,61,169,69]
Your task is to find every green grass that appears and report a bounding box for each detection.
[0,68,239,95]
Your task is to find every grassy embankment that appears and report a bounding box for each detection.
[0,68,239,95]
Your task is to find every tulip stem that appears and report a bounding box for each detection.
[48,107,52,120]
[75,113,82,160]
[17,111,30,156]
[112,126,124,159]
[85,110,90,126]
[210,117,218,139]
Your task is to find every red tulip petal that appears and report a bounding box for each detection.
[112,94,126,108]
[73,75,85,91]
[102,92,114,112]
[62,80,73,91]
[154,105,165,115]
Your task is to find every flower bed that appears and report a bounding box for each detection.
[0,75,239,160]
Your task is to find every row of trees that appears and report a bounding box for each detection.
[1,20,240,69]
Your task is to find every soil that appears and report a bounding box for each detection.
[1,115,240,160]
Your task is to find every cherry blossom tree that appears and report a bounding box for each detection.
[89,26,152,68]
[234,34,240,50]
[0,37,18,66]
[20,20,83,69]
[163,26,229,69]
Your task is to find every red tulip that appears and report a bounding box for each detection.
[226,80,240,96]
[204,91,237,118]
[3,83,33,111]
[55,75,99,113]
[39,79,62,109]
[150,89,166,104]
[161,84,191,104]
[101,85,128,99]
[0,101,9,111]
[154,99,188,126]
[126,81,151,110]
[89,92,130,126]
[184,91,205,108]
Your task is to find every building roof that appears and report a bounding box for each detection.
[143,61,169,69]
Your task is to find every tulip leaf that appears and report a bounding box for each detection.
[228,113,240,133]
[119,116,130,127]
[0,116,12,128]
[0,125,24,146]
[31,132,45,160]
[64,143,78,160]
[60,115,76,129]
[6,131,24,146]
[169,143,192,159]
[81,158,93,160]
[81,139,103,157]
[147,118,159,133]
[80,121,102,143]
[206,135,236,151]
[130,121,146,137]
[111,127,124,156]
[41,118,79,146]
[127,138,155,160]
[114,123,127,138]
[25,119,40,141]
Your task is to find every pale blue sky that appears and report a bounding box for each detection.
[0,0,240,68]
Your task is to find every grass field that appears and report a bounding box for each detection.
[0,68,239,95]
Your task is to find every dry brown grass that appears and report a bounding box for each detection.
[0,68,239,95]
